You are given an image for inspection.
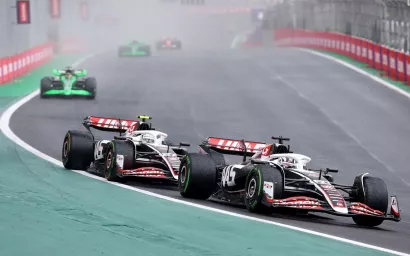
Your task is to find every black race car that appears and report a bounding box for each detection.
[178,136,401,227]
[156,37,182,50]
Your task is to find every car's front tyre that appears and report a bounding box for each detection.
[351,174,389,227]
[104,140,135,181]
[85,77,97,99]
[40,77,52,99]
[245,164,284,213]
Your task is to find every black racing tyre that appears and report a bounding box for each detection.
[62,130,94,170]
[118,46,130,57]
[208,149,226,166]
[40,77,52,98]
[85,77,97,99]
[245,164,284,213]
[352,175,389,227]
[145,48,151,56]
[104,140,135,181]
[178,153,217,199]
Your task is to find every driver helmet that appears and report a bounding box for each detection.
[65,66,75,77]
[139,123,150,131]
[142,134,155,144]
[277,156,297,168]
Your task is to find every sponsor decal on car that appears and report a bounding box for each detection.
[263,181,274,200]
[272,196,323,209]
[221,165,241,187]
[116,154,124,169]
[349,202,384,216]
[390,196,400,217]
[319,183,346,208]
[121,167,165,177]
[88,116,138,130]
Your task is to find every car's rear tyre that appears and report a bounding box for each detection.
[62,130,94,170]
[352,175,388,227]
[145,48,151,56]
[85,77,97,99]
[208,149,226,166]
[245,164,284,214]
[104,140,135,181]
[178,153,217,199]
[40,77,52,98]
[118,46,130,57]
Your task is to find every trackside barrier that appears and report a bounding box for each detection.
[0,43,53,85]
[0,39,87,86]
[272,28,410,86]
[58,39,89,54]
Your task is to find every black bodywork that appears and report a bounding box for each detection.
[197,137,289,204]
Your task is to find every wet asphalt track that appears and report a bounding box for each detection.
[10,47,410,253]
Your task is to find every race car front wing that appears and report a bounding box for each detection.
[269,195,401,221]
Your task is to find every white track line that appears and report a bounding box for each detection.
[299,48,410,99]
[0,54,409,256]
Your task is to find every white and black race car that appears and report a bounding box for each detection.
[62,115,189,182]
[178,136,401,227]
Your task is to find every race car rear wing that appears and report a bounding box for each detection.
[201,137,267,157]
[82,116,140,133]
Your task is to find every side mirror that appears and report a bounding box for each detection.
[326,168,339,173]
[52,69,60,76]
[179,142,190,147]
[74,70,87,76]
[324,174,334,183]
[251,159,267,164]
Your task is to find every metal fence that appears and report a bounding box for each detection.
[263,0,410,52]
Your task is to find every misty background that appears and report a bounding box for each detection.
[1,0,410,57]
[0,0,273,57]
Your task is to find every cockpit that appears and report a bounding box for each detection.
[275,156,300,169]
[128,131,168,146]
[141,133,155,144]
[270,154,312,171]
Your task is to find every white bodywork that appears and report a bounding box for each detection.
[94,129,181,179]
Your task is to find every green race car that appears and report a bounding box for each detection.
[118,40,151,57]
[40,66,97,99]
